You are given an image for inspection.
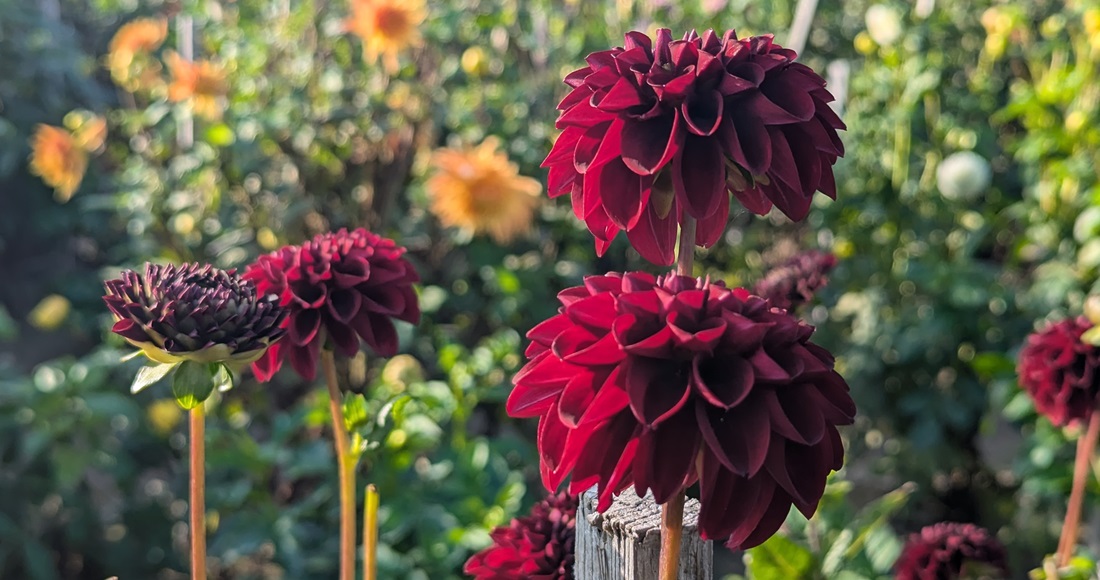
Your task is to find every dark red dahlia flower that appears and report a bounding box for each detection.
[753,250,837,311]
[243,228,420,382]
[507,272,855,549]
[104,263,286,366]
[895,522,1008,580]
[464,492,577,580]
[544,29,845,265]
[1017,317,1100,427]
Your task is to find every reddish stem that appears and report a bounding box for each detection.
[189,406,207,580]
[1058,406,1100,566]
[323,351,356,580]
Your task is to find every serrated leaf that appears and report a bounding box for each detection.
[746,533,816,580]
[131,363,176,394]
[172,361,216,410]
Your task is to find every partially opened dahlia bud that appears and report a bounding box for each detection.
[544,29,844,265]
[753,250,837,311]
[244,228,420,382]
[507,272,855,549]
[895,522,1008,580]
[464,492,577,580]
[1017,317,1100,427]
[103,263,287,366]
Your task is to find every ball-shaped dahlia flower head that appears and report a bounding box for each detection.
[752,250,837,311]
[507,272,855,550]
[103,263,287,367]
[894,522,1008,580]
[1017,316,1100,427]
[544,29,845,266]
[243,228,420,382]
[464,492,577,580]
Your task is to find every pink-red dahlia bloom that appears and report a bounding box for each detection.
[753,250,837,311]
[463,492,577,580]
[507,272,855,549]
[894,522,1008,580]
[1017,316,1100,427]
[243,228,420,382]
[544,29,845,265]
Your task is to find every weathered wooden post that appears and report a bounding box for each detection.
[575,487,713,580]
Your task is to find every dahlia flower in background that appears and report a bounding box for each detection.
[894,522,1008,580]
[544,29,845,265]
[106,17,168,91]
[244,228,420,382]
[464,492,577,580]
[426,137,542,244]
[103,263,287,367]
[29,124,89,203]
[507,272,855,549]
[165,51,228,120]
[1017,317,1100,427]
[346,0,426,74]
[753,250,837,311]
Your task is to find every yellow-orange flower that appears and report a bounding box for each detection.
[425,137,541,244]
[29,125,88,203]
[106,18,168,91]
[64,110,108,152]
[346,0,426,74]
[165,51,228,120]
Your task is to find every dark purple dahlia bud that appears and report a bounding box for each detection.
[544,29,845,265]
[895,522,1008,580]
[507,272,855,549]
[1017,317,1100,427]
[243,228,420,382]
[753,250,837,311]
[464,492,577,580]
[103,263,287,365]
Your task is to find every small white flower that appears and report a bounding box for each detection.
[866,5,904,46]
[936,151,992,202]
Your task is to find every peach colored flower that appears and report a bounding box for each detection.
[346,0,426,73]
[29,124,88,203]
[165,51,228,120]
[106,18,168,91]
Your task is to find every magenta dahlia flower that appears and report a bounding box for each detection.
[895,522,1008,580]
[753,250,837,311]
[544,29,845,265]
[243,228,420,382]
[1017,317,1100,427]
[464,492,577,580]
[507,272,854,549]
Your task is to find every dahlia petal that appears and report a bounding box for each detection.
[250,341,283,382]
[538,409,572,491]
[670,318,728,352]
[763,437,807,504]
[574,121,612,173]
[327,289,362,323]
[288,309,322,346]
[527,314,572,346]
[694,188,730,248]
[598,158,649,229]
[682,90,725,136]
[760,71,816,122]
[750,348,791,381]
[724,108,772,176]
[354,311,398,356]
[287,340,321,382]
[625,202,678,266]
[326,316,360,357]
[774,384,826,445]
[599,77,646,112]
[783,126,822,195]
[634,409,699,503]
[692,354,754,409]
[735,488,793,550]
[616,317,675,358]
[547,165,579,199]
[731,184,774,215]
[744,91,802,125]
[699,453,775,541]
[332,259,370,288]
[578,367,631,426]
[557,369,604,428]
[785,438,831,518]
[112,318,150,343]
[674,135,727,220]
[564,291,617,330]
[620,114,681,176]
[818,156,837,199]
[622,355,691,428]
[558,99,609,128]
[509,356,570,417]
[696,398,771,477]
[563,332,625,366]
[289,281,326,308]
[543,126,584,168]
[719,72,757,95]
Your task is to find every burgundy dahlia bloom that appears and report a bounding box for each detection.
[753,250,837,311]
[544,29,845,265]
[895,522,1008,580]
[464,492,577,580]
[243,228,420,382]
[507,272,855,549]
[103,263,287,366]
[1017,316,1100,427]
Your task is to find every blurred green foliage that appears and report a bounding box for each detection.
[7,0,1100,577]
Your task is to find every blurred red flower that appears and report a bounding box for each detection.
[244,228,420,381]
[895,522,1008,580]
[464,492,576,580]
[544,29,845,265]
[507,272,854,549]
[1017,316,1100,427]
[753,250,837,311]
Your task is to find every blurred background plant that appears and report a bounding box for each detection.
[5,0,1100,577]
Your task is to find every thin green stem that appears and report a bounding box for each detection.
[363,484,379,580]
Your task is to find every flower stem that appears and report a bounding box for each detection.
[363,484,379,580]
[189,405,207,580]
[677,216,697,277]
[1058,406,1100,566]
[322,350,356,580]
[659,493,686,580]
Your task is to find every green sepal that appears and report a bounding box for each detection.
[131,362,177,394]
[172,361,218,410]
[213,364,234,393]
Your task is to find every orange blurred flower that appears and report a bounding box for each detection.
[346,0,426,74]
[29,125,88,203]
[106,18,168,91]
[426,137,541,244]
[165,51,228,120]
[65,110,108,152]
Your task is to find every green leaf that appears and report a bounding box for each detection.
[213,364,234,393]
[172,361,217,410]
[745,533,817,580]
[377,394,412,427]
[131,362,176,394]
[344,393,369,431]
